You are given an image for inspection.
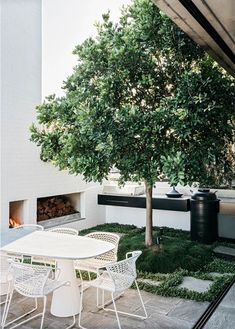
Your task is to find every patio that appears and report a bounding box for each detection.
[1,224,235,329]
[0,287,209,329]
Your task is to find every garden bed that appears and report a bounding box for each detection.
[80,223,235,302]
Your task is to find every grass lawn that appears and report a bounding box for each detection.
[80,223,235,302]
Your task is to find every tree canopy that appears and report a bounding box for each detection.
[31,0,234,245]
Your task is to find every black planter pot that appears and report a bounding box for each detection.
[190,189,220,244]
[166,186,183,198]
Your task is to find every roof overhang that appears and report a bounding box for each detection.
[153,0,235,77]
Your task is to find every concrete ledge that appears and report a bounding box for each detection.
[38,213,84,229]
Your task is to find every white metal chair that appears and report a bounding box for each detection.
[48,227,78,235]
[74,232,120,281]
[0,253,13,306]
[13,224,44,231]
[1,261,76,329]
[78,250,147,329]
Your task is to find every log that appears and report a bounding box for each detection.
[37,196,78,221]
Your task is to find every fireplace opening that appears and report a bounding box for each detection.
[37,193,80,222]
[9,200,25,228]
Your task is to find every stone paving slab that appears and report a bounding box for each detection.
[220,282,235,309]
[146,312,193,329]
[167,299,209,324]
[213,246,235,259]
[138,294,182,316]
[0,288,209,329]
[203,305,235,329]
[202,282,235,329]
[178,276,213,293]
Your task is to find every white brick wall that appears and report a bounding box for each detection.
[0,0,105,230]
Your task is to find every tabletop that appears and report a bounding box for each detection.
[0,228,35,248]
[0,230,114,260]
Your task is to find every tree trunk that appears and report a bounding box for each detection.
[145,181,153,247]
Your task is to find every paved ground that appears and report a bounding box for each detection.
[203,282,235,329]
[0,288,209,329]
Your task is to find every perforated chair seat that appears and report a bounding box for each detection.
[74,258,111,273]
[48,227,78,235]
[41,278,67,296]
[14,275,66,297]
[86,271,134,293]
[74,232,120,277]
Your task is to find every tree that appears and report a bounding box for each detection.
[161,58,235,189]
[31,0,234,247]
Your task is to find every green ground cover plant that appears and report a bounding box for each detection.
[80,223,235,302]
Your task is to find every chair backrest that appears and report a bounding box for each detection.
[9,261,52,297]
[86,232,120,262]
[13,224,44,231]
[106,250,142,292]
[48,227,78,235]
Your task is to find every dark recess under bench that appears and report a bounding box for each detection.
[98,194,190,212]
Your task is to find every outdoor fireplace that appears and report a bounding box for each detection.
[37,193,81,228]
[9,200,25,228]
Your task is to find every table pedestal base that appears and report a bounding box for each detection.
[50,259,80,317]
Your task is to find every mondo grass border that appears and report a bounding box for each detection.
[136,270,235,302]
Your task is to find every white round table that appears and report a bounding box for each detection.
[1,230,114,317]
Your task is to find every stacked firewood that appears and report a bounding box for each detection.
[37,196,77,221]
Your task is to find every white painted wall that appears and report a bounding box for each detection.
[42,0,131,97]
[1,0,44,229]
[0,0,130,230]
[106,205,190,231]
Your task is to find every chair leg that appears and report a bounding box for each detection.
[111,292,122,329]
[3,297,42,329]
[96,287,99,307]
[135,280,148,319]
[1,290,39,329]
[78,270,83,282]
[102,289,105,309]
[77,283,146,329]
[78,270,91,294]
[103,283,147,320]
[40,296,47,329]
[1,289,14,328]
[97,290,124,310]
[78,283,86,329]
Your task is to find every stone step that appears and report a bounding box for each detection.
[178,277,213,293]
[213,246,235,260]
